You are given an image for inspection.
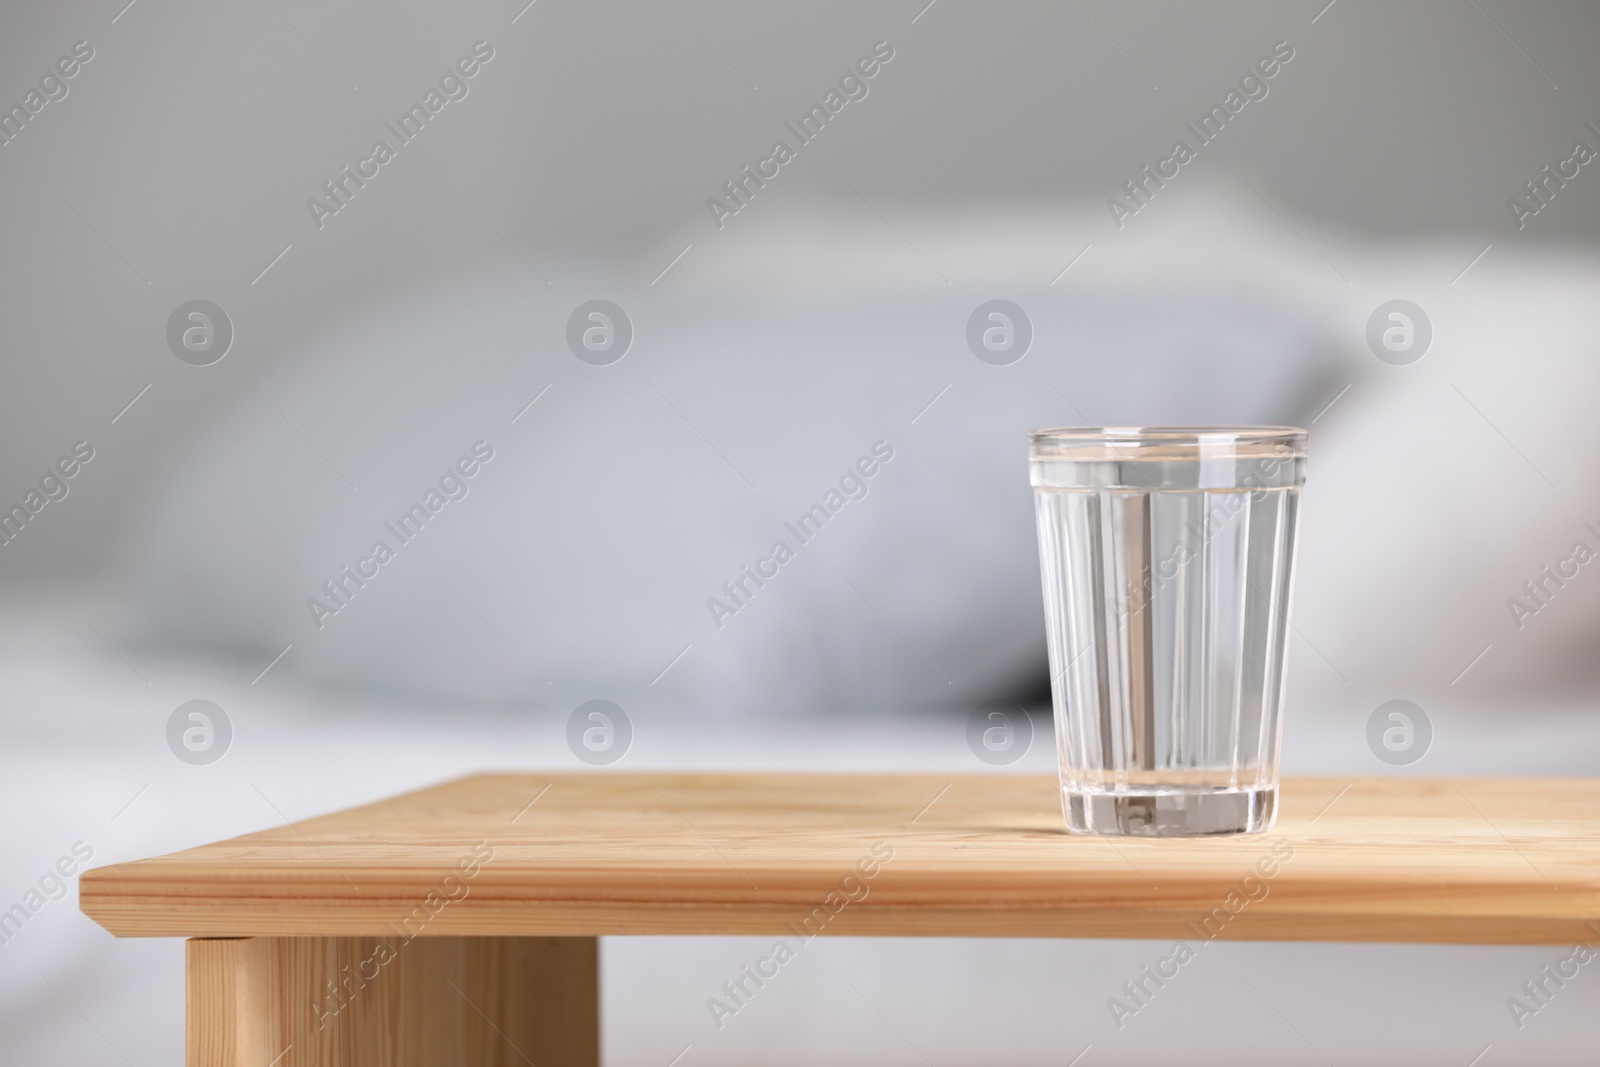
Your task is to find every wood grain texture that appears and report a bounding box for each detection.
[85,774,1600,945]
[186,936,597,1067]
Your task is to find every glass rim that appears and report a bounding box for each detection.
[1029,425,1306,455]
[1030,422,1305,444]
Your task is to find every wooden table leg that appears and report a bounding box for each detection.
[187,937,599,1067]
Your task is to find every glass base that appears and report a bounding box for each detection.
[1063,785,1276,836]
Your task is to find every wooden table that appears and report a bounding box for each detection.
[81,773,1600,1066]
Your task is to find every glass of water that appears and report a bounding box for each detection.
[1030,427,1307,836]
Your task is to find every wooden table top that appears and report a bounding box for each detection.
[80,773,1600,945]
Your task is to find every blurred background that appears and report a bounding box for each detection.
[3,1,1599,1063]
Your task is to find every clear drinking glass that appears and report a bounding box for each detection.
[1030,427,1307,836]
